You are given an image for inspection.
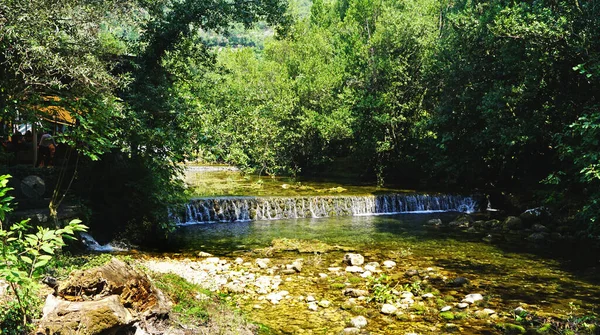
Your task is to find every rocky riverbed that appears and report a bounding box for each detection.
[139,232,600,335]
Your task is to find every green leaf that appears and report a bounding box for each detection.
[20,256,33,264]
[34,260,49,269]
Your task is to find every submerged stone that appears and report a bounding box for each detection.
[344,253,365,266]
[350,315,368,328]
[346,266,364,273]
[381,304,398,315]
[383,260,396,268]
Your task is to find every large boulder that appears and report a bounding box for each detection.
[37,295,134,335]
[519,207,549,223]
[502,216,523,230]
[37,258,169,335]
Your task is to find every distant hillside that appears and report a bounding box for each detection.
[199,0,312,49]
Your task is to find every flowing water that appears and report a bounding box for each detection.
[161,167,600,334]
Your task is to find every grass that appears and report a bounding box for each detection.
[152,272,271,334]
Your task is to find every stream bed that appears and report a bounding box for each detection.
[142,167,600,334]
[155,213,600,335]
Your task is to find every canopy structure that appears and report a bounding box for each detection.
[35,96,78,126]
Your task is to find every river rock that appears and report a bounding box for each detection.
[381,303,398,314]
[451,277,470,286]
[503,216,523,230]
[401,291,414,299]
[256,258,271,269]
[361,271,372,278]
[527,232,548,242]
[344,253,365,266]
[364,264,377,272]
[426,218,443,226]
[482,308,496,315]
[343,328,361,334]
[405,269,419,277]
[464,293,483,302]
[346,266,364,273]
[307,302,318,311]
[225,282,245,293]
[422,293,435,299]
[281,269,296,275]
[350,315,368,328]
[38,294,134,335]
[457,302,469,309]
[441,306,452,312]
[520,207,548,222]
[318,300,331,308]
[306,295,316,302]
[383,260,396,268]
[343,288,369,297]
[292,259,303,272]
[484,219,501,230]
[235,257,244,264]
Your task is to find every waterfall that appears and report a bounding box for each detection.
[80,232,128,252]
[174,194,480,225]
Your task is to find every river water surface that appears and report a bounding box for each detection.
[160,167,600,334]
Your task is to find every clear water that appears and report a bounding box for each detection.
[167,167,600,334]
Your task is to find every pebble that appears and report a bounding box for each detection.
[383,260,396,268]
[343,288,369,297]
[350,315,368,328]
[360,271,372,278]
[441,306,452,312]
[464,293,483,302]
[318,300,331,308]
[381,304,398,314]
[197,251,213,257]
[462,297,475,304]
[306,295,316,302]
[328,267,342,272]
[344,253,365,266]
[205,257,220,264]
[256,258,271,269]
[307,302,318,311]
[457,302,469,309]
[401,291,414,299]
[292,259,303,272]
[422,293,435,299]
[365,264,377,272]
[234,257,244,264]
[345,266,364,273]
[319,273,328,278]
[342,328,360,334]
[482,308,496,315]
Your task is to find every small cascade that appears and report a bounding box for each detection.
[80,232,128,252]
[175,193,480,225]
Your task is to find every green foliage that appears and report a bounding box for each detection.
[153,273,211,324]
[366,274,396,304]
[0,175,87,332]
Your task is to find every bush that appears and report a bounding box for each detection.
[0,174,87,332]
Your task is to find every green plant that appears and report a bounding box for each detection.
[0,174,87,332]
[366,274,397,304]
